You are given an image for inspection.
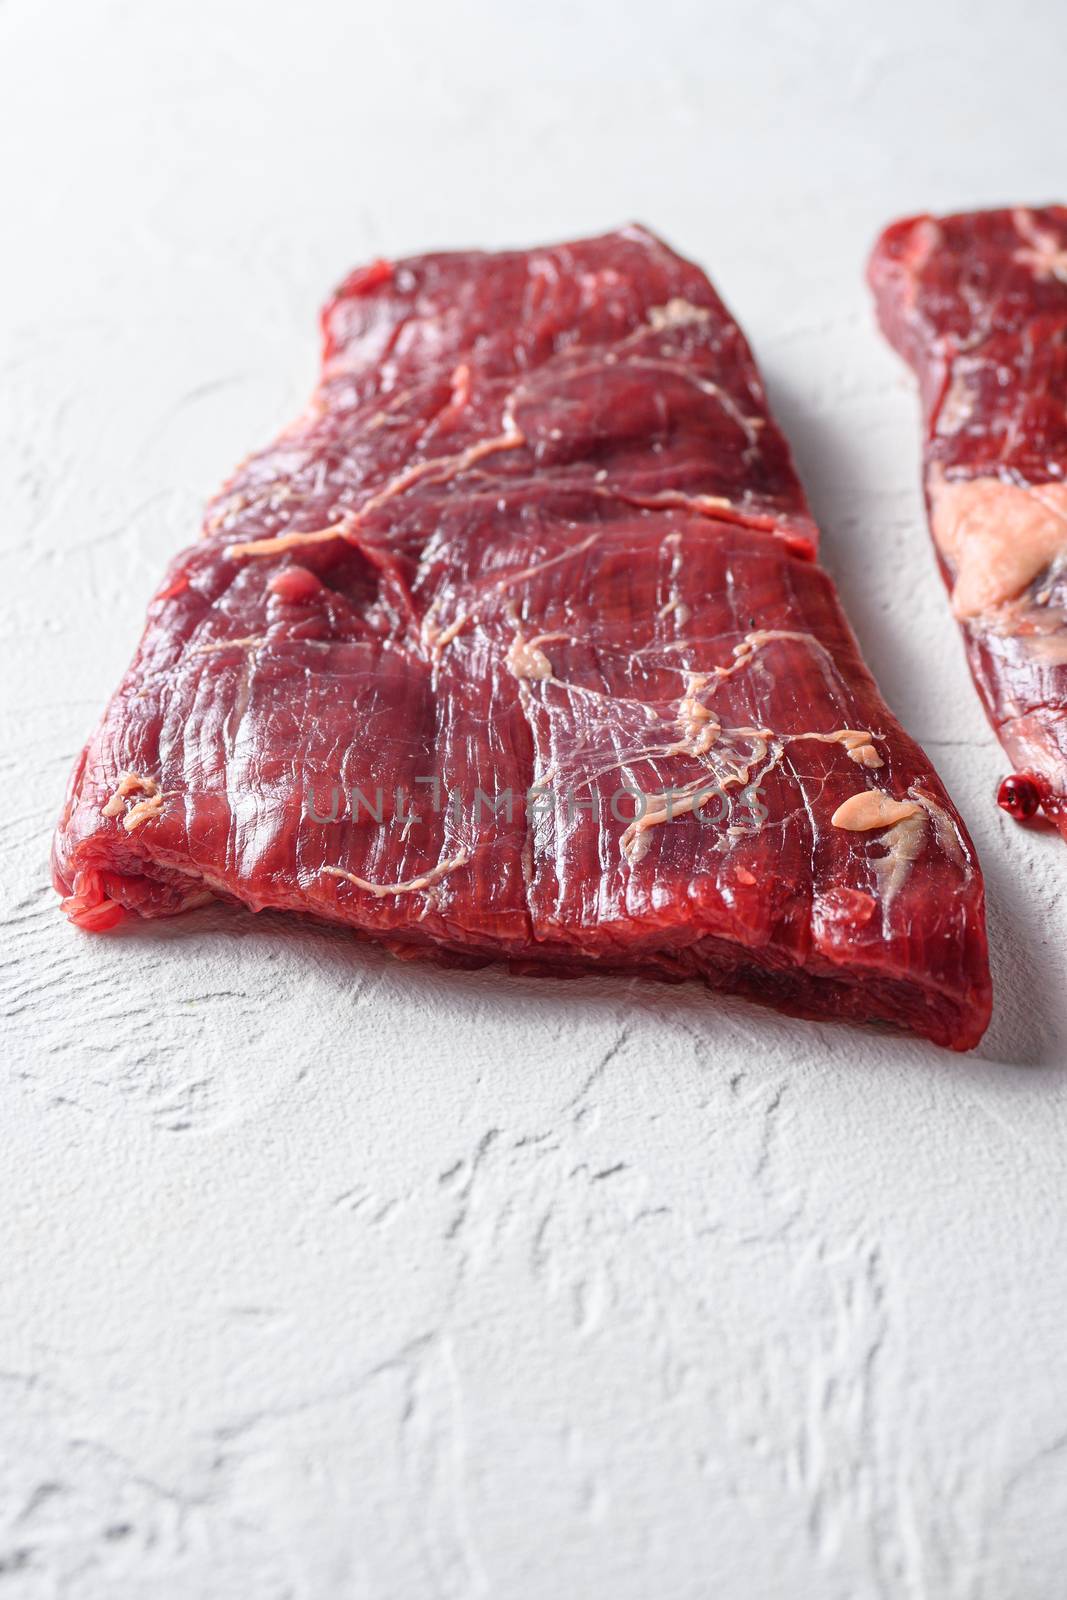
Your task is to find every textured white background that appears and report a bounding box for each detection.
[2,1,1067,1595]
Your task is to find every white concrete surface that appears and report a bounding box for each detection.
[2,1,1066,1595]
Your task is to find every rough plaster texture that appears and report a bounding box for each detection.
[2,1,1066,1595]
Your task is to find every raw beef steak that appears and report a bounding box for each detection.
[869,205,1067,837]
[54,226,991,1048]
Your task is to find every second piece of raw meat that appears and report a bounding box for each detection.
[869,203,1067,839]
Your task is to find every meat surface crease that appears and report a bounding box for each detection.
[54,225,992,1049]
[869,204,1067,837]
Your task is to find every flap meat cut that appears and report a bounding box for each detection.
[55,226,992,1048]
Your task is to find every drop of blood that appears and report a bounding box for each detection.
[996,772,1042,821]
